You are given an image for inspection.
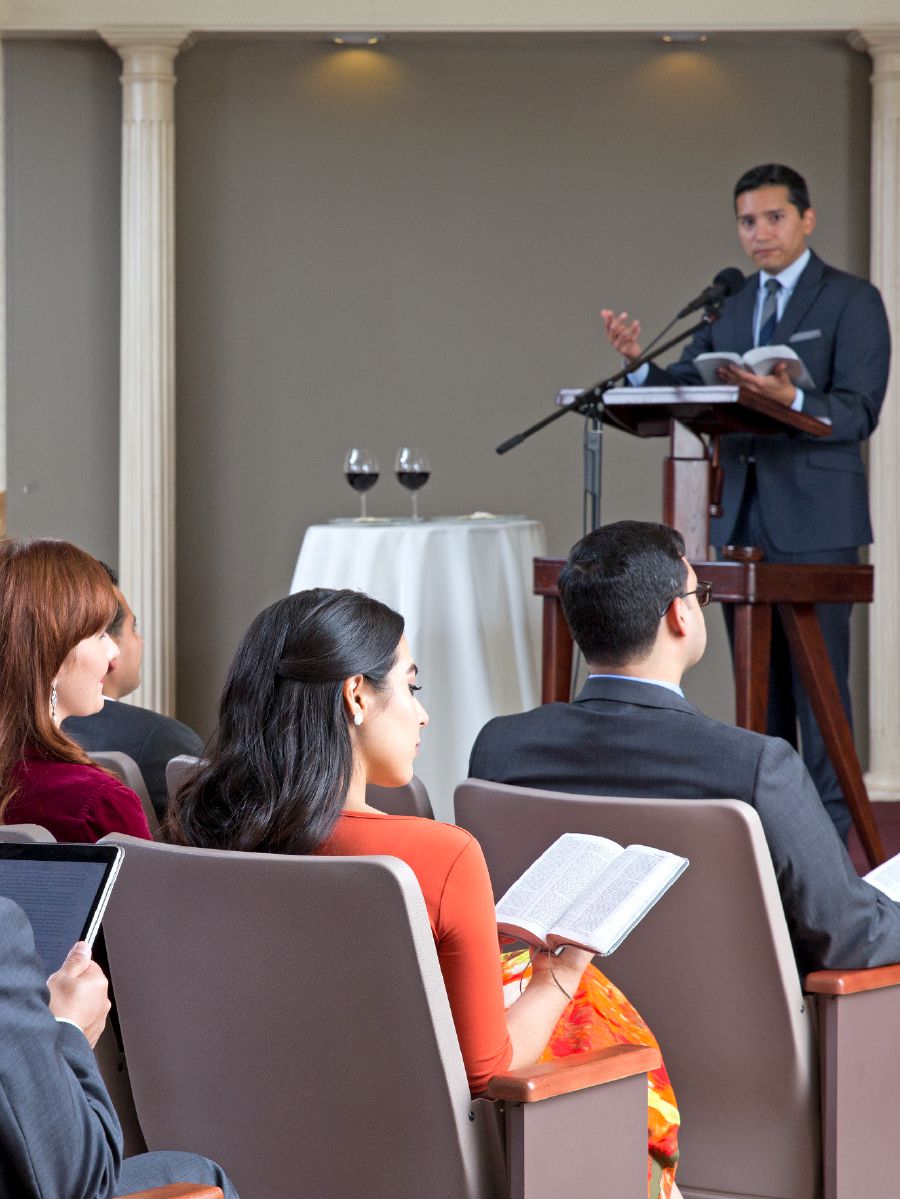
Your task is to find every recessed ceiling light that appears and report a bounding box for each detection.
[331,33,383,46]
[661,33,709,43]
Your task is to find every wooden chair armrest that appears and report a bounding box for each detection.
[118,1186,224,1199]
[487,1043,660,1103]
[804,962,900,995]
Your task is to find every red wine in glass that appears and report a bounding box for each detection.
[343,449,379,519]
[395,448,430,520]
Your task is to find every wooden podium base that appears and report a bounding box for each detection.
[534,556,884,868]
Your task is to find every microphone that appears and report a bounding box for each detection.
[676,268,745,320]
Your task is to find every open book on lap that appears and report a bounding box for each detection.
[496,833,688,957]
[694,345,814,390]
[864,851,900,901]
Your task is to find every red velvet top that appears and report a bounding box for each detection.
[318,809,513,1094]
[4,756,152,843]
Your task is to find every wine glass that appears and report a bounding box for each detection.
[395,448,430,521]
[344,448,379,519]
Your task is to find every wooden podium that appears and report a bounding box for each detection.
[536,386,885,867]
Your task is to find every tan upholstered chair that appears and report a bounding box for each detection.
[100,833,657,1199]
[454,779,900,1199]
[366,775,434,818]
[89,751,160,839]
[0,823,57,843]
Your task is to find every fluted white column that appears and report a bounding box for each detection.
[101,29,190,714]
[854,30,900,800]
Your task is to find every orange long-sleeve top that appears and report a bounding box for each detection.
[318,809,513,1094]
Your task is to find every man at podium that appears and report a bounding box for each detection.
[602,163,891,843]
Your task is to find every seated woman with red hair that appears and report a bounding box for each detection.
[0,539,151,842]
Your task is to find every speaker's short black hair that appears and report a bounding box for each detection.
[558,521,687,667]
[733,164,811,215]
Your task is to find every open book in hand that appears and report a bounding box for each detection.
[496,833,688,956]
[693,345,814,390]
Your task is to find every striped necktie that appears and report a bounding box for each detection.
[757,278,780,346]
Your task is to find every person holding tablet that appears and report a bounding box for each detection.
[0,539,151,842]
[0,893,239,1198]
[166,589,681,1199]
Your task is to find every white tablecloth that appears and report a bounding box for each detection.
[290,519,546,820]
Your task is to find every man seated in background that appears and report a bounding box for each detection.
[469,520,900,976]
[0,894,238,1198]
[65,565,204,820]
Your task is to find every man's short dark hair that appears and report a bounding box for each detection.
[99,561,125,636]
[558,521,687,667]
[733,164,811,215]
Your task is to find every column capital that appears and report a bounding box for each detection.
[100,28,192,124]
[99,27,193,58]
[849,27,900,60]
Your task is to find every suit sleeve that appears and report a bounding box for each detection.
[751,738,900,973]
[645,275,890,446]
[0,899,124,1199]
[795,278,890,443]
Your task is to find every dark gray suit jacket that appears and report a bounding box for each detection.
[469,676,900,975]
[645,251,891,552]
[0,896,123,1198]
[65,700,204,820]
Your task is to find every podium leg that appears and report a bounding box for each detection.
[542,595,574,704]
[777,602,885,868]
[732,602,771,734]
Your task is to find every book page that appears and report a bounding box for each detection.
[496,833,622,942]
[550,846,686,955]
[744,345,814,390]
[864,851,900,901]
[693,351,742,386]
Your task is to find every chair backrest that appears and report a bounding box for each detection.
[100,835,498,1199]
[0,823,57,843]
[89,751,160,839]
[90,750,160,838]
[366,776,434,819]
[454,780,820,1199]
[165,753,200,808]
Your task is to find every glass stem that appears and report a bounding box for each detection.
[361,493,368,519]
[412,492,418,521]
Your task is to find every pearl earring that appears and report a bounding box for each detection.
[354,712,363,727]
[50,682,58,721]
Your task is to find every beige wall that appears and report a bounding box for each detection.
[5,39,121,564]
[5,34,873,757]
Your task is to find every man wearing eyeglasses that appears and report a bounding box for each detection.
[469,521,900,974]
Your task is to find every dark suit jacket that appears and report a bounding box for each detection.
[0,897,123,1198]
[65,699,204,820]
[644,251,890,552]
[469,676,900,975]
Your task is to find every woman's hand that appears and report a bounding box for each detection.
[530,945,595,996]
[505,945,594,1068]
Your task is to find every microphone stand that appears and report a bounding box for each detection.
[495,301,725,534]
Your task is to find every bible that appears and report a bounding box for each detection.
[496,833,688,956]
[864,851,900,901]
[693,345,814,390]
